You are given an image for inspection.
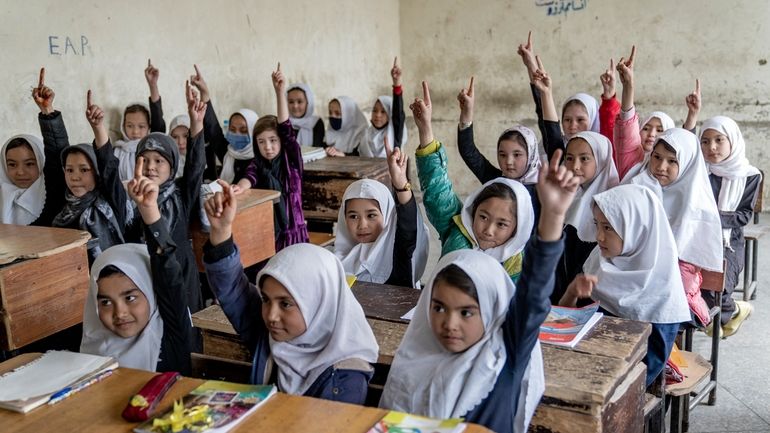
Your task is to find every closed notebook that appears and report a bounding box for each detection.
[368,411,467,433]
[539,303,603,348]
[0,351,118,413]
[134,380,276,433]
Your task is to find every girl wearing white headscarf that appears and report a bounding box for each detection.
[80,240,193,375]
[202,106,258,184]
[287,83,325,147]
[625,128,723,326]
[562,184,690,385]
[360,95,408,158]
[168,114,190,179]
[203,240,378,404]
[1,135,48,225]
[555,131,619,304]
[324,96,368,156]
[381,243,563,433]
[335,179,430,288]
[113,103,155,183]
[700,116,761,329]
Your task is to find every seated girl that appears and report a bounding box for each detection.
[560,184,691,386]
[287,83,325,148]
[324,96,368,156]
[203,182,378,404]
[625,128,723,327]
[412,81,534,281]
[334,139,429,288]
[455,76,542,221]
[380,143,579,433]
[168,114,190,178]
[80,164,194,375]
[358,57,407,158]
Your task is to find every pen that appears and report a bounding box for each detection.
[47,370,114,406]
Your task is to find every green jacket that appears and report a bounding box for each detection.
[416,140,522,280]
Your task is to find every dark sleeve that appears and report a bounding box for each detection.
[457,124,502,184]
[720,174,761,229]
[504,235,564,375]
[203,100,228,162]
[146,219,192,375]
[180,130,206,220]
[31,111,69,226]
[385,194,418,287]
[279,119,303,171]
[203,237,265,352]
[312,118,325,148]
[149,97,166,133]
[392,86,405,148]
[93,140,129,229]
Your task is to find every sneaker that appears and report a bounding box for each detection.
[704,321,724,339]
[722,301,753,338]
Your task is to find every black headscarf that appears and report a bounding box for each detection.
[136,133,182,231]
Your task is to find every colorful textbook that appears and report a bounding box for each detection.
[368,411,467,433]
[134,381,276,433]
[539,302,603,348]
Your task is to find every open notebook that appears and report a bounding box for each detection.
[0,351,118,413]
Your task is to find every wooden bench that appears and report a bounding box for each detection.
[0,224,90,351]
[190,189,280,272]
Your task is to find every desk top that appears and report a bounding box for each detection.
[304,156,389,177]
[0,224,90,265]
[351,280,420,323]
[233,188,280,211]
[0,354,491,433]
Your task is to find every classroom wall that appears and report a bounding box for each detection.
[399,0,770,205]
[1,0,400,144]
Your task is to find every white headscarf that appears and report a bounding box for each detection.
[562,93,600,133]
[169,114,190,179]
[80,244,163,371]
[625,128,723,271]
[0,134,46,225]
[113,102,151,182]
[288,83,320,147]
[325,96,368,154]
[220,109,258,183]
[334,180,430,287]
[501,126,541,185]
[257,243,379,395]
[700,116,762,247]
[564,131,620,242]
[641,111,675,132]
[584,185,691,323]
[380,249,544,433]
[360,96,409,158]
[459,178,535,263]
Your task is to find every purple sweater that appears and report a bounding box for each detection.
[245,119,308,251]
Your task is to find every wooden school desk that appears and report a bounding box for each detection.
[193,298,652,433]
[190,188,280,272]
[302,156,391,225]
[0,354,492,433]
[0,224,90,351]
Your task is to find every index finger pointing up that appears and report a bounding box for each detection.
[695,78,701,93]
[277,62,281,72]
[193,64,201,77]
[38,67,45,88]
[87,89,92,108]
[148,58,152,67]
[468,76,475,96]
[393,56,398,68]
[526,30,532,48]
[422,81,431,105]
[134,156,144,180]
[627,45,636,64]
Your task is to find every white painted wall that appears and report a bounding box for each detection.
[1,0,400,144]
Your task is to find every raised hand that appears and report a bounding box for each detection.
[536,149,580,240]
[145,59,160,102]
[531,56,552,94]
[409,81,433,147]
[189,64,210,103]
[517,31,537,80]
[683,78,701,130]
[32,68,55,115]
[186,80,206,135]
[560,274,598,307]
[616,46,635,86]
[391,56,402,87]
[273,62,289,123]
[385,135,409,203]
[85,89,109,148]
[272,62,285,93]
[204,180,238,245]
[457,76,475,125]
[127,158,161,224]
[600,59,616,99]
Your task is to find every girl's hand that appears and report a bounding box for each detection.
[616,46,635,86]
[272,62,285,94]
[537,149,580,216]
[517,31,538,79]
[569,274,597,298]
[144,59,160,102]
[685,78,701,114]
[127,158,161,224]
[600,59,616,99]
[457,76,475,125]
[85,89,104,128]
[385,136,408,189]
[187,81,206,135]
[32,68,55,115]
[391,56,402,87]
[409,81,434,147]
[204,180,238,245]
[189,64,210,104]
[325,146,345,157]
[531,55,552,94]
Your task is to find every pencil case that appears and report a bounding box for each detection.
[122,371,181,422]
